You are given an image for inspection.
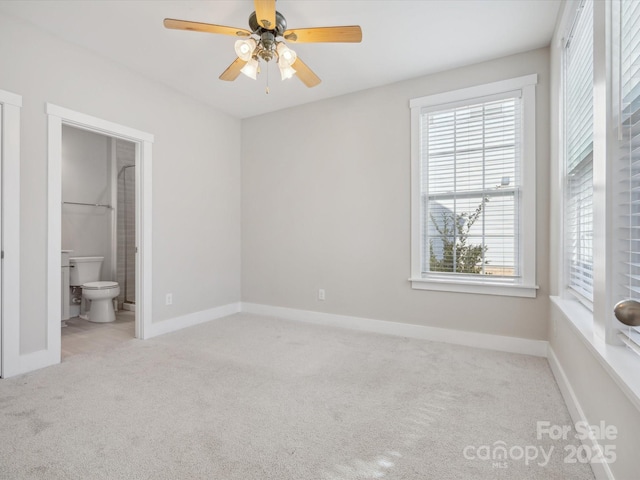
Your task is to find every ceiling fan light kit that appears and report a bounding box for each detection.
[234,38,257,61]
[279,64,296,81]
[164,0,362,89]
[240,57,260,80]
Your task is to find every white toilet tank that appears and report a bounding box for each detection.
[69,256,104,286]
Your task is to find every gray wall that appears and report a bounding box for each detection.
[0,13,242,354]
[61,126,113,281]
[242,47,551,341]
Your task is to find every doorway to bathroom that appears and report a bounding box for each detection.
[46,104,153,365]
[60,127,138,358]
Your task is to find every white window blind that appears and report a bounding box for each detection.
[420,93,521,279]
[617,0,640,352]
[565,0,594,303]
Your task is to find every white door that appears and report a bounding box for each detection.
[0,103,4,375]
[0,90,21,377]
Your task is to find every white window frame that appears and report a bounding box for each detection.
[409,75,538,298]
[562,0,596,313]
[556,0,615,342]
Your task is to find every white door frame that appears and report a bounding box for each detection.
[46,104,154,366]
[0,89,21,378]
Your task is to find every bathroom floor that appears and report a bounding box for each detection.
[61,310,135,359]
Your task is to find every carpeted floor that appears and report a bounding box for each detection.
[0,313,594,479]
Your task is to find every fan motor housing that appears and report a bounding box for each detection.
[249,11,287,36]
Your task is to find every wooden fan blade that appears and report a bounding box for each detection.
[219,57,248,81]
[284,26,362,43]
[164,18,251,37]
[254,0,276,30]
[292,57,321,88]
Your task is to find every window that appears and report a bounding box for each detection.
[559,0,640,353]
[410,75,538,297]
[615,0,640,353]
[552,0,640,404]
[564,0,594,306]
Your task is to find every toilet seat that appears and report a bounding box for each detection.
[82,281,119,290]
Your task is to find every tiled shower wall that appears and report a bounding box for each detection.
[116,139,135,307]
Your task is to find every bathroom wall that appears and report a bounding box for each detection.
[116,139,135,307]
[61,125,114,282]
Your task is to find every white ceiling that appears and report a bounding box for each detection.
[0,0,561,119]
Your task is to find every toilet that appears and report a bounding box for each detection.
[69,256,120,323]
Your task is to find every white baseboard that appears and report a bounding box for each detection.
[547,346,614,480]
[147,302,241,338]
[241,303,548,357]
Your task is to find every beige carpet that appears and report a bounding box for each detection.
[0,313,594,479]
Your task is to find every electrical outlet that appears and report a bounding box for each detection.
[166,293,173,305]
[318,289,326,301]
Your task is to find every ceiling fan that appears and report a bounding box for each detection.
[164,0,362,89]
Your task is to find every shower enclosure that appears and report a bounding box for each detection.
[116,140,136,309]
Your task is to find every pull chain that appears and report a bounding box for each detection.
[265,61,270,94]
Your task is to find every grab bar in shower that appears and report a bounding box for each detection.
[62,201,113,209]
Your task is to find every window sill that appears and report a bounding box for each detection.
[409,278,538,298]
[551,296,640,412]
